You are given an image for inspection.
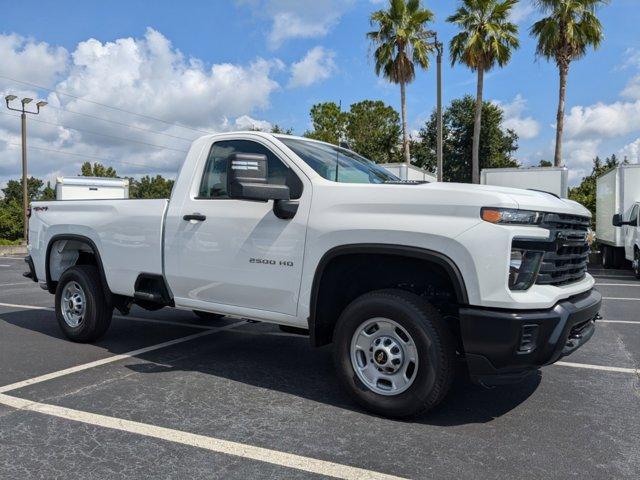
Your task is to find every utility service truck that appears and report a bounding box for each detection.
[481,167,569,198]
[596,164,640,276]
[24,132,600,417]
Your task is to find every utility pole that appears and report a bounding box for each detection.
[5,95,47,243]
[435,36,444,182]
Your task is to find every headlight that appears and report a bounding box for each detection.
[482,208,543,225]
[509,249,544,291]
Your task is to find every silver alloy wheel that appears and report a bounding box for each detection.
[350,317,419,396]
[61,281,86,328]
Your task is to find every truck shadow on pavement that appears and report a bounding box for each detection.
[2,310,540,426]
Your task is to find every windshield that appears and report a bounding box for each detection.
[278,137,400,184]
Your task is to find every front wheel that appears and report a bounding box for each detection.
[634,250,640,280]
[55,265,113,343]
[333,289,456,418]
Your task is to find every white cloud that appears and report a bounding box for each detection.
[493,94,541,139]
[0,29,282,186]
[233,115,273,131]
[617,138,640,164]
[564,100,640,139]
[509,1,535,24]
[0,34,68,88]
[289,46,337,88]
[236,0,354,49]
[619,47,640,70]
[621,74,640,100]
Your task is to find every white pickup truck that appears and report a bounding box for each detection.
[24,132,601,417]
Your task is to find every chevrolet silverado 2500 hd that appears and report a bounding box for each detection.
[25,132,601,417]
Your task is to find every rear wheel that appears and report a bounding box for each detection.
[55,265,112,342]
[333,289,456,418]
[634,249,640,280]
[193,310,225,322]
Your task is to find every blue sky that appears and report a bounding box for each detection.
[1,0,639,187]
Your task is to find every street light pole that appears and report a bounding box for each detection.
[5,95,47,244]
[435,37,444,182]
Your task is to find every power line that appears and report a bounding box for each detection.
[46,105,196,142]
[1,111,188,153]
[5,142,174,171]
[0,74,214,135]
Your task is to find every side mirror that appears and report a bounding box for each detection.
[612,214,628,227]
[226,153,290,201]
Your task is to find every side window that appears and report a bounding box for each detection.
[198,140,302,200]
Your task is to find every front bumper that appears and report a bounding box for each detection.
[459,289,601,386]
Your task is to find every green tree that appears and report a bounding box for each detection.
[0,199,23,241]
[413,95,519,182]
[40,181,56,201]
[368,0,435,166]
[2,177,45,203]
[531,0,607,167]
[271,125,294,135]
[448,0,519,183]
[538,159,553,167]
[304,102,348,145]
[80,162,118,177]
[128,175,175,199]
[346,100,402,163]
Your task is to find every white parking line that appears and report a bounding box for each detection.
[0,394,403,480]
[0,321,245,394]
[599,319,640,325]
[0,282,33,287]
[0,302,52,310]
[602,297,640,301]
[592,275,636,279]
[555,361,638,374]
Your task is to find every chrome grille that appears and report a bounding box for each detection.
[536,213,590,286]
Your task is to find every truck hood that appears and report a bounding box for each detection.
[421,182,591,218]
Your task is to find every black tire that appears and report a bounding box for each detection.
[634,249,640,280]
[612,247,625,269]
[55,265,112,343]
[333,289,456,418]
[193,310,225,322]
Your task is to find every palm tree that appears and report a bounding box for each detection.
[448,0,519,184]
[531,0,607,167]
[368,0,434,166]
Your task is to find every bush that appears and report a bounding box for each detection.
[0,238,22,246]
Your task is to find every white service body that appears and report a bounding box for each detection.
[56,176,130,200]
[481,167,569,198]
[380,163,437,183]
[596,165,640,261]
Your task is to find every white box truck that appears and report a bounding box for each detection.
[481,167,569,198]
[380,163,436,182]
[56,177,129,200]
[596,164,640,274]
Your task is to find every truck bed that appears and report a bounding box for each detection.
[29,199,169,296]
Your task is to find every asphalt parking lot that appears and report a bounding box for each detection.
[0,256,638,479]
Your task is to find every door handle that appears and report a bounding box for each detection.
[183,213,206,222]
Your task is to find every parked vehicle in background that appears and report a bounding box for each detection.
[56,176,129,200]
[380,163,436,182]
[596,164,640,273]
[25,132,601,417]
[481,167,569,198]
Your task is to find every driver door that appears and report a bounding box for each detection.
[625,204,639,261]
[164,137,311,318]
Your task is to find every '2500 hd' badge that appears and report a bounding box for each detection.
[249,258,294,267]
